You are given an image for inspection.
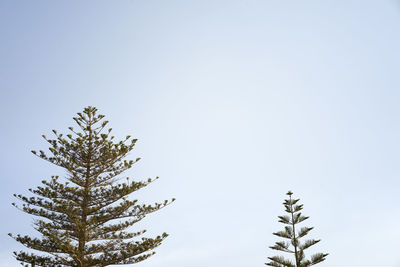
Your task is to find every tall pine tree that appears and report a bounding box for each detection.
[266,191,328,267]
[9,106,174,267]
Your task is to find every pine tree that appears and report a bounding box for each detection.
[9,106,175,267]
[266,191,328,267]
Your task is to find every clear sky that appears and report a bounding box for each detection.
[1,1,400,267]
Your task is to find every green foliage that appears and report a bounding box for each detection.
[10,106,175,267]
[266,191,328,267]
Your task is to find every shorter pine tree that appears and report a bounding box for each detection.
[266,191,328,267]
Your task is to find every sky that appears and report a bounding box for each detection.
[1,0,400,266]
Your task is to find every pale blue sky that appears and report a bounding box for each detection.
[1,1,400,267]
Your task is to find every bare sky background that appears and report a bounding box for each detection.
[1,1,400,267]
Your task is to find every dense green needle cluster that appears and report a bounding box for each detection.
[266,192,328,267]
[9,106,174,267]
